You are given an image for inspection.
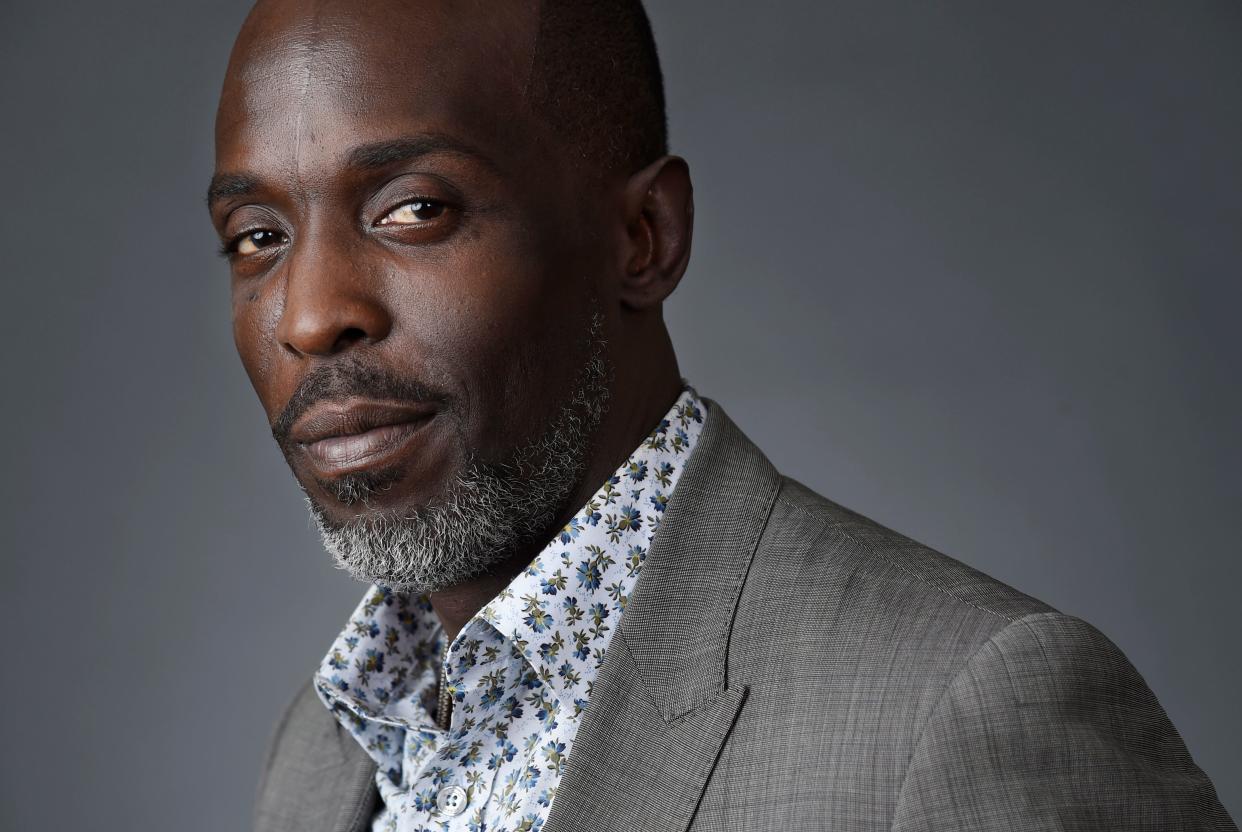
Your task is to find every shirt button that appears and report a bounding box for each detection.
[435,785,469,817]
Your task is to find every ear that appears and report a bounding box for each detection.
[618,155,694,310]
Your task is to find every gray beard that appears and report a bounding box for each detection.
[306,312,611,593]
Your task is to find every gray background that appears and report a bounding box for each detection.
[1,1,1238,828]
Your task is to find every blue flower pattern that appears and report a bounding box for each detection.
[314,388,706,832]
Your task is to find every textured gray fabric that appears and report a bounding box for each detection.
[253,682,378,832]
[254,400,1236,832]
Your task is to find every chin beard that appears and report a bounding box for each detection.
[305,312,612,593]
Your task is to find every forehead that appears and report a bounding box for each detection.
[214,0,542,180]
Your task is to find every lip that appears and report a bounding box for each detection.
[290,399,438,476]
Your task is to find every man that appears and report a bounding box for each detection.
[207,0,1235,829]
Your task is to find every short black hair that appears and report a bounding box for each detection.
[526,0,668,175]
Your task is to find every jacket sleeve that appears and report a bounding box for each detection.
[891,611,1237,832]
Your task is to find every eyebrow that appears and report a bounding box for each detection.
[205,173,261,209]
[346,133,499,173]
[206,133,499,210]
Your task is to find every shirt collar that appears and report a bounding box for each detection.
[471,385,706,707]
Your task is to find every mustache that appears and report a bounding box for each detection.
[270,356,450,446]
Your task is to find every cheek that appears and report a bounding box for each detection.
[475,281,592,451]
[387,237,590,453]
[385,216,571,361]
[230,277,286,417]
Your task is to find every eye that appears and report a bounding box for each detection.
[230,229,286,256]
[378,199,447,226]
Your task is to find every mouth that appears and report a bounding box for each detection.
[288,399,438,478]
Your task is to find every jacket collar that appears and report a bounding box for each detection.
[619,397,779,720]
[544,399,781,832]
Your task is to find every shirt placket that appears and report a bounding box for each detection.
[408,623,522,829]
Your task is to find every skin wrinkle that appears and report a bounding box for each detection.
[287,7,317,223]
[518,0,541,106]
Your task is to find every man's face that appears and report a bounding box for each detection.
[209,0,617,587]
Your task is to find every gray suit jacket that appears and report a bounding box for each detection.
[255,401,1236,831]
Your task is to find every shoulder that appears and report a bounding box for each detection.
[684,400,1067,692]
[669,422,1236,827]
[683,401,1122,701]
[719,476,1228,818]
[889,599,1234,830]
[261,680,353,775]
[729,474,1065,702]
[253,680,378,832]
[752,474,1058,627]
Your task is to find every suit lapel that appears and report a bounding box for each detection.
[544,401,781,832]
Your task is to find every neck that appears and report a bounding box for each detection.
[430,336,683,643]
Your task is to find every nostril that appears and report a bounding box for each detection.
[333,327,369,351]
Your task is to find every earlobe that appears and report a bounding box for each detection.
[619,155,694,310]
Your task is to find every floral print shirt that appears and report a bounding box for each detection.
[314,387,707,832]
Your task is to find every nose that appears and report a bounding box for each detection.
[275,237,393,357]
